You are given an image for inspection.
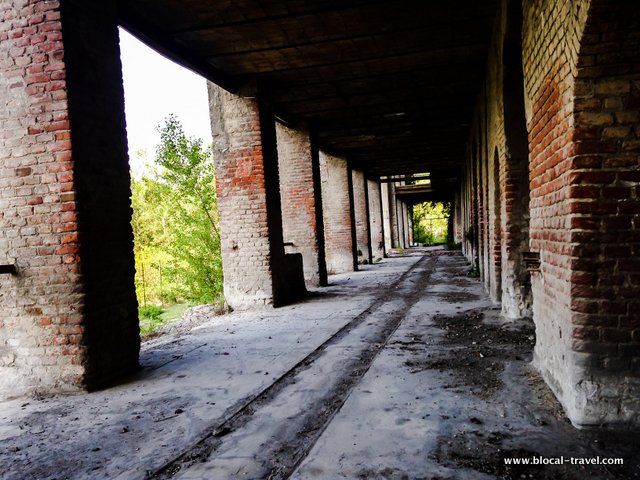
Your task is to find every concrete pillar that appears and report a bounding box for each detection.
[0,0,139,398]
[367,179,385,261]
[454,192,463,244]
[319,152,354,274]
[488,149,502,302]
[388,183,400,248]
[209,82,305,309]
[380,182,392,252]
[407,204,414,246]
[525,0,640,427]
[276,122,327,288]
[402,202,411,247]
[396,198,405,248]
[351,169,370,264]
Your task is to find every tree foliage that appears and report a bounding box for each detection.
[412,201,450,245]
[131,115,223,306]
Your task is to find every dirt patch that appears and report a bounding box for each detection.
[437,291,480,303]
[436,431,636,480]
[448,277,476,287]
[422,312,640,479]
[405,310,534,399]
[142,304,224,342]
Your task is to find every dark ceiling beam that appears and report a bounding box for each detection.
[166,0,401,34]
[187,20,491,59]
[117,7,238,92]
[291,98,475,119]
[271,70,485,103]
[228,42,488,77]
[120,0,499,178]
[274,80,480,107]
[315,114,472,133]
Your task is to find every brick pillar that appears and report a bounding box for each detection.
[351,169,370,264]
[402,201,411,247]
[546,0,639,426]
[367,179,385,260]
[209,82,305,309]
[0,0,139,398]
[388,183,400,248]
[276,122,327,287]
[489,148,502,302]
[319,151,354,274]
[407,205,414,245]
[397,198,406,248]
[380,182,392,252]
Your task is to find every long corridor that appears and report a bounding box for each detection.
[1,251,638,479]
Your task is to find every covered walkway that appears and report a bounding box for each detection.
[2,0,640,429]
[1,251,637,479]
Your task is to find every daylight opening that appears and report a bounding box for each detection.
[119,28,224,336]
[411,201,451,246]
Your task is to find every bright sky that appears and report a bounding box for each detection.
[119,28,212,174]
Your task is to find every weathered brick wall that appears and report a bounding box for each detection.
[489,148,502,302]
[395,197,404,248]
[460,153,475,262]
[380,182,392,252]
[453,191,463,244]
[486,0,533,314]
[401,201,410,247]
[61,0,139,390]
[463,0,640,426]
[0,0,138,398]
[565,0,640,425]
[319,151,354,274]
[209,82,279,308]
[472,0,640,426]
[475,134,488,284]
[522,0,594,425]
[210,83,306,308]
[0,0,82,397]
[351,169,370,263]
[387,183,400,248]
[276,122,326,287]
[367,179,385,260]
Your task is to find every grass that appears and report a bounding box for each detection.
[139,302,192,335]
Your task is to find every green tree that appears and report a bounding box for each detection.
[154,115,223,303]
[412,202,450,244]
[130,115,223,308]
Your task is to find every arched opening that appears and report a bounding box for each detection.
[411,201,451,246]
[561,0,640,425]
[491,147,502,302]
[119,29,224,337]
[501,0,532,318]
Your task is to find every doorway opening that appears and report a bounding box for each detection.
[119,28,224,336]
[411,201,452,247]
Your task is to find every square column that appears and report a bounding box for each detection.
[351,169,371,264]
[0,0,139,398]
[380,182,392,252]
[209,82,305,309]
[388,183,400,248]
[276,122,327,287]
[319,151,354,274]
[367,178,385,261]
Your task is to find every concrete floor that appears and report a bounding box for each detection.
[1,250,639,479]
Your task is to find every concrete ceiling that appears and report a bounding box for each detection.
[118,0,498,189]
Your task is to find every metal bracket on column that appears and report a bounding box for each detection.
[523,252,540,272]
[0,264,17,275]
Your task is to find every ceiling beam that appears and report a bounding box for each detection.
[117,8,239,92]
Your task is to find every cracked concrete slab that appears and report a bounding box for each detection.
[0,256,419,480]
[1,251,639,480]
